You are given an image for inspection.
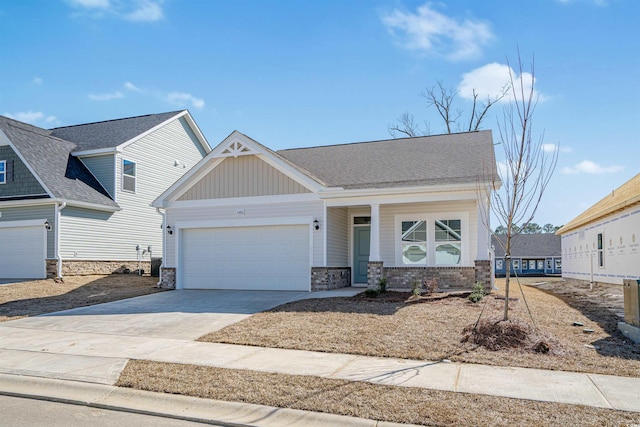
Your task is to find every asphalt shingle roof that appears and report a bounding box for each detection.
[277,130,497,189]
[492,234,561,258]
[50,111,182,152]
[0,116,118,208]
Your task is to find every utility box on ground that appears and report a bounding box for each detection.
[623,279,640,327]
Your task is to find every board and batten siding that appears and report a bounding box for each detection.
[164,199,325,268]
[326,207,348,266]
[0,204,56,258]
[561,204,640,285]
[60,117,207,260]
[178,155,310,201]
[0,145,47,197]
[79,154,115,198]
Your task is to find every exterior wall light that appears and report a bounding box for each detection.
[166,225,173,235]
[313,219,319,230]
[44,221,52,231]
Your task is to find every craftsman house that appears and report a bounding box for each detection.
[0,111,210,279]
[153,130,500,291]
[492,233,562,277]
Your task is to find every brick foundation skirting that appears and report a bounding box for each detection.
[46,259,153,278]
[311,267,351,291]
[159,267,176,289]
[383,266,476,290]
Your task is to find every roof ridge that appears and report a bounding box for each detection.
[2,119,74,146]
[49,110,184,131]
[277,130,490,152]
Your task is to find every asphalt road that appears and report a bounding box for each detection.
[0,395,221,427]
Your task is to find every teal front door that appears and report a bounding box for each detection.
[353,226,370,283]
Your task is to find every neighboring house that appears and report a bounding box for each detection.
[0,111,210,279]
[152,130,499,291]
[556,173,640,285]
[492,234,562,277]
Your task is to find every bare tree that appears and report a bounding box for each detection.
[480,53,558,321]
[389,81,508,137]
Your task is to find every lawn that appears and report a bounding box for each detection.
[0,275,164,322]
[200,277,640,377]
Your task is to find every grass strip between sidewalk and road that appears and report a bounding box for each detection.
[117,360,640,427]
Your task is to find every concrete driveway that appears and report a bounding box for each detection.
[0,288,361,384]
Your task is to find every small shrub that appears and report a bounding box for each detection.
[377,277,387,294]
[411,281,423,297]
[468,281,486,303]
[422,278,438,295]
[363,288,379,298]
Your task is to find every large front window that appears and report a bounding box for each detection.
[0,160,5,184]
[402,221,427,265]
[435,219,461,265]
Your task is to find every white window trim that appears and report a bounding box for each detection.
[394,212,469,267]
[0,160,6,184]
[122,159,136,193]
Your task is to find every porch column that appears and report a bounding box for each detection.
[369,202,381,261]
[476,196,491,261]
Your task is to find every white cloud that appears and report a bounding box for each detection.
[66,0,110,9]
[543,143,572,153]
[562,160,623,174]
[32,77,43,86]
[457,62,545,103]
[167,92,205,109]
[88,91,124,101]
[380,3,493,61]
[124,81,142,92]
[125,0,163,22]
[4,111,58,126]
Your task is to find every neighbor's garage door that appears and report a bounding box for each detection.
[180,225,310,291]
[0,221,46,279]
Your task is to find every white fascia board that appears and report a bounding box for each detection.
[0,199,56,209]
[320,183,480,200]
[256,153,325,193]
[71,147,119,157]
[62,199,121,212]
[181,112,212,153]
[0,218,48,228]
[0,130,56,199]
[164,192,320,209]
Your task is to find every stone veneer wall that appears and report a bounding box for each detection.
[474,260,492,291]
[383,266,476,291]
[46,259,151,278]
[311,267,351,291]
[159,267,176,289]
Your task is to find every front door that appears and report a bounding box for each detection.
[353,226,370,283]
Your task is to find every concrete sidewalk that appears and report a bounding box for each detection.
[1,323,639,413]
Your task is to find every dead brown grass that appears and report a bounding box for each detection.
[201,278,640,377]
[118,360,640,427]
[0,275,164,322]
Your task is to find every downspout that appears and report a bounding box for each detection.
[156,207,166,287]
[55,202,67,279]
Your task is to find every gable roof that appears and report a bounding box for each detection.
[49,111,186,153]
[0,116,118,209]
[556,172,640,235]
[492,233,561,258]
[278,130,497,189]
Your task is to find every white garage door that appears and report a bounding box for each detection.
[0,221,46,279]
[180,224,310,291]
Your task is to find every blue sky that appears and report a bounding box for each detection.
[1,0,638,228]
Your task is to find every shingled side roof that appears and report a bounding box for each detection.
[556,172,640,235]
[50,111,183,152]
[0,116,118,208]
[492,233,561,258]
[277,130,497,189]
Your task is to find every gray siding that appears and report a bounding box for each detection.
[178,155,310,201]
[164,200,324,267]
[79,154,114,197]
[327,207,348,266]
[0,146,47,197]
[60,117,206,260]
[0,204,56,258]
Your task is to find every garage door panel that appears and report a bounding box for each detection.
[0,225,46,279]
[181,225,310,291]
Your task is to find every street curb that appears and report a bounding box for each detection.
[0,373,419,427]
